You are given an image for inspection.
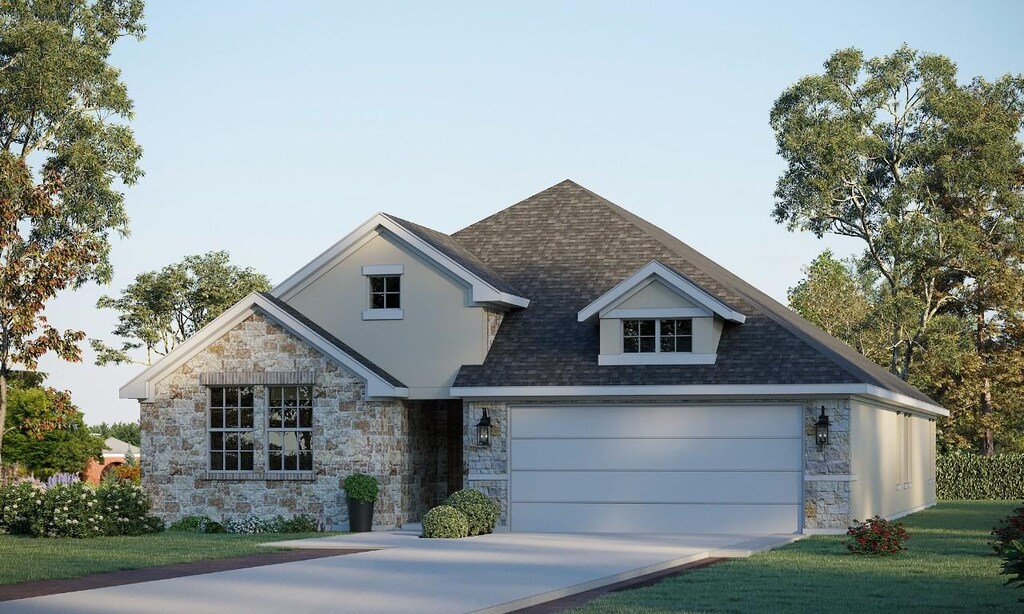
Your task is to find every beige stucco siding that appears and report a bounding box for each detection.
[617,280,700,310]
[849,400,936,521]
[285,232,489,396]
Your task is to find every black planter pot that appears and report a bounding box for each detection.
[347,500,374,533]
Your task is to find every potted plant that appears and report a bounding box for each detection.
[343,473,378,532]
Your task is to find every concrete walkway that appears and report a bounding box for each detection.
[2,530,799,613]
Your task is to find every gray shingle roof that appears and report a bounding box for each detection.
[449,180,936,405]
[382,213,525,298]
[259,293,406,388]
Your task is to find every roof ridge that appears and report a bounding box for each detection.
[589,194,936,405]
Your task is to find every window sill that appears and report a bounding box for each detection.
[598,353,717,366]
[362,309,403,321]
[200,471,315,482]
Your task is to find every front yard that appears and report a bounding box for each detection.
[0,531,327,585]
[571,500,1019,613]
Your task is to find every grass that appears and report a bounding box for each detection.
[0,531,330,585]
[571,501,1021,614]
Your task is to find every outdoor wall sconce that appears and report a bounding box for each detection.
[815,406,830,447]
[475,409,492,446]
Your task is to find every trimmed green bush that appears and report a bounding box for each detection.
[276,514,320,533]
[421,505,469,538]
[169,515,215,532]
[1001,540,1024,603]
[444,489,499,536]
[343,473,379,503]
[937,453,1024,500]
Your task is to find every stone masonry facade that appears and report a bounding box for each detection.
[464,398,853,532]
[140,310,447,529]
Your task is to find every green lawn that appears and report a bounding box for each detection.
[571,501,1020,614]
[0,531,330,585]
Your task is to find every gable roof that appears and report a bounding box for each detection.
[449,180,944,414]
[120,292,407,401]
[272,213,528,308]
[577,260,746,324]
[103,437,140,458]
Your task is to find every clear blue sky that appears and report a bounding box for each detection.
[39,0,1024,424]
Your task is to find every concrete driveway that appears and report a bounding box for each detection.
[2,530,799,613]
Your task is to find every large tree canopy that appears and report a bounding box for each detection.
[773,45,1024,454]
[92,251,272,366]
[0,0,145,461]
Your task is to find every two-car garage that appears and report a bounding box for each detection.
[507,404,804,534]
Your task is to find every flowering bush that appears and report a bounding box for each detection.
[224,515,279,534]
[45,473,80,489]
[169,513,322,534]
[846,516,909,555]
[992,503,1024,555]
[0,477,161,538]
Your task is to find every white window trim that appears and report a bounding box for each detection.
[621,318,693,354]
[599,353,717,365]
[365,271,403,318]
[361,264,404,276]
[362,308,404,320]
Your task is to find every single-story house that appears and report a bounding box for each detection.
[122,180,946,534]
[83,437,141,484]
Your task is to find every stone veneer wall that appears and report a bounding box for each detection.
[484,309,504,352]
[141,310,445,528]
[463,398,853,532]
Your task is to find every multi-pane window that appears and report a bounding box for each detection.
[369,275,401,309]
[267,386,313,472]
[623,319,693,353]
[209,386,255,471]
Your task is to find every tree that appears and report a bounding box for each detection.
[772,45,1024,454]
[2,383,104,479]
[90,420,140,446]
[788,250,877,358]
[92,251,272,366]
[0,0,145,462]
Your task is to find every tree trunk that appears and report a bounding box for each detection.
[976,312,995,456]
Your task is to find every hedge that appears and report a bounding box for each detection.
[937,453,1024,500]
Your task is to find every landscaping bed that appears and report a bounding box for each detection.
[569,501,1020,613]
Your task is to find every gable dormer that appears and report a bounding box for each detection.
[578,261,745,366]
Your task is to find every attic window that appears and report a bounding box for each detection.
[361,265,404,320]
[623,319,692,353]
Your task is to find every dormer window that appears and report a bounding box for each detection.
[623,319,692,353]
[361,264,404,320]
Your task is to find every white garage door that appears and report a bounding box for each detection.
[508,404,803,534]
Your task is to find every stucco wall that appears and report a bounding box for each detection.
[140,310,446,528]
[283,232,489,397]
[617,280,700,310]
[849,400,936,522]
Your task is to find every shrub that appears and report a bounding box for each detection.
[169,515,215,532]
[0,479,45,535]
[343,473,379,503]
[37,481,104,538]
[45,473,80,489]
[114,464,141,484]
[937,453,1024,500]
[846,516,909,555]
[204,520,226,534]
[1001,540,1024,603]
[96,480,163,535]
[444,489,499,536]
[225,515,278,534]
[421,505,469,538]
[276,514,320,533]
[992,503,1024,555]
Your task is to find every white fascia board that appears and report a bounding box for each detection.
[448,383,948,416]
[272,213,529,309]
[598,353,717,365]
[119,293,408,401]
[578,261,745,324]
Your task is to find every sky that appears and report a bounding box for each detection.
[34,0,1024,425]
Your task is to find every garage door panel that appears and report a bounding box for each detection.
[510,471,801,504]
[512,405,801,439]
[511,502,800,534]
[511,437,802,472]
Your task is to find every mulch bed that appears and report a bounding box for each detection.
[512,557,729,613]
[0,548,370,602]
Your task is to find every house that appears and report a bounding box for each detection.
[83,437,141,484]
[122,180,946,534]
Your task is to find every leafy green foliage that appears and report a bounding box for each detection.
[168,513,320,534]
[846,516,909,555]
[2,385,104,478]
[937,454,1024,500]
[343,473,379,503]
[0,479,161,538]
[275,514,320,533]
[444,488,499,536]
[421,505,469,539]
[168,515,214,532]
[91,251,272,366]
[0,0,145,460]
[992,504,1024,556]
[96,479,163,535]
[90,421,140,447]
[1000,540,1024,602]
[774,45,1024,455]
